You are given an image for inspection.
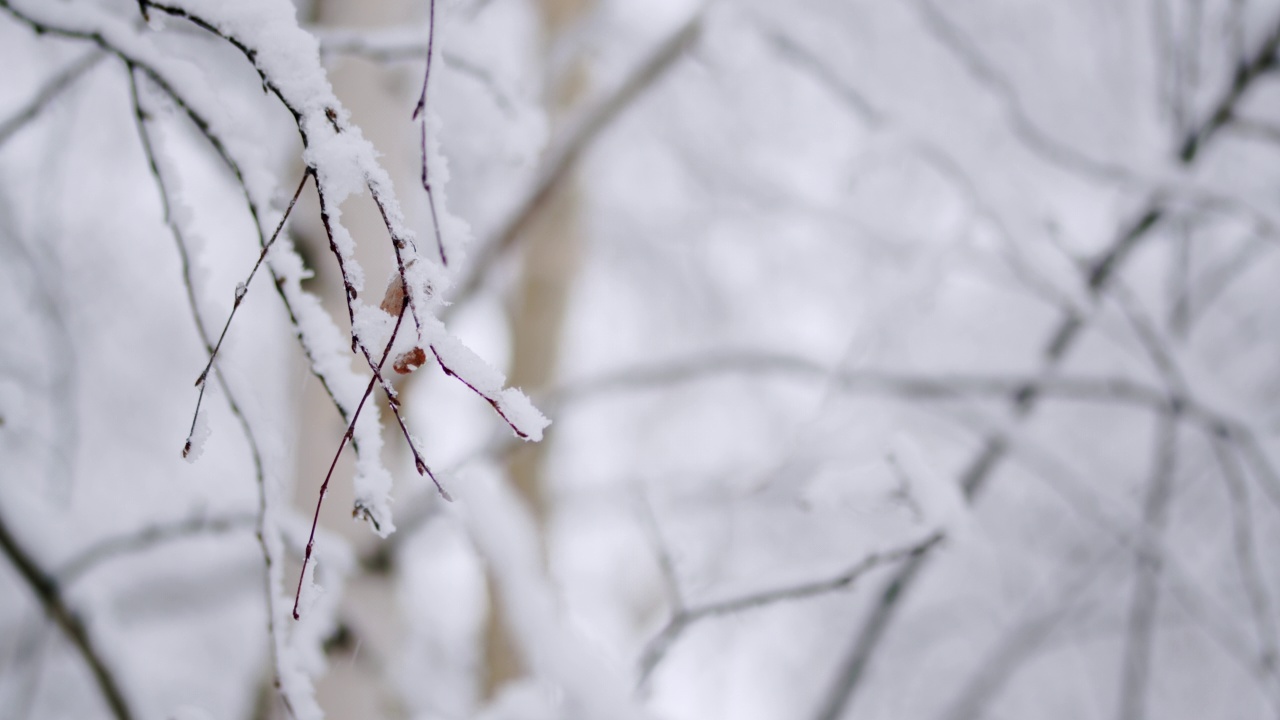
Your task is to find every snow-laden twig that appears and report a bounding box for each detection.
[4,0,542,560]
[126,66,318,718]
[293,301,441,620]
[413,0,447,266]
[140,0,548,501]
[191,171,309,395]
[2,1,545,713]
[0,1,379,481]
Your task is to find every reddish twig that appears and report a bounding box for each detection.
[430,346,528,439]
[293,302,446,620]
[138,0,538,455]
[186,171,310,457]
[293,308,403,620]
[194,171,310,389]
[413,0,448,267]
[309,183,440,503]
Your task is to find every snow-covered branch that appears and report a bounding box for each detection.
[0,510,135,720]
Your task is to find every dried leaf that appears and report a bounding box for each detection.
[393,347,426,375]
[380,275,406,315]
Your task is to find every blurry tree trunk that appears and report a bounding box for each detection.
[481,0,592,698]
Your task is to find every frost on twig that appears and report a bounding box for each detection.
[125,0,545,567]
[129,0,547,633]
[2,0,548,714]
[123,61,317,718]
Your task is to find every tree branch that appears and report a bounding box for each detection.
[0,510,135,720]
[124,64,300,717]
[639,533,945,689]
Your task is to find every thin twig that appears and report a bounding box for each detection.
[428,345,528,438]
[413,0,447,266]
[0,2,362,448]
[138,1,548,452]
[294,302,442,620]
[192,171,309,392]
[125,64,296,718]
[144,0,431,347]
[185,171,308,458]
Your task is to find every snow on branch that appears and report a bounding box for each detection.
[2,0,549,713]
[0,509,135,720]
[139,0,548,437]
[124,65,322,718]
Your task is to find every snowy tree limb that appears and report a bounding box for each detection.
[0,510,135,720]
[125,65,312,718]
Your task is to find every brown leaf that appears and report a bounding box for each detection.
[393,347,427,375]
[380,275,407,315]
